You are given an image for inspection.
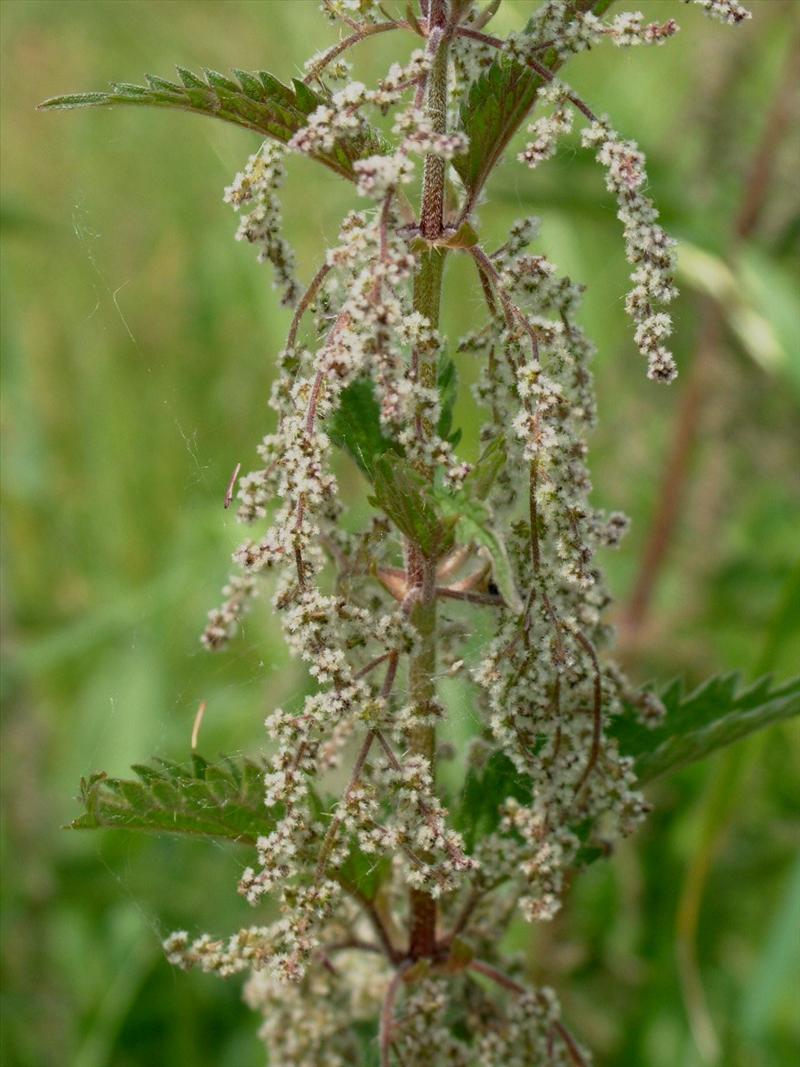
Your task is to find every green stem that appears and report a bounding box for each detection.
[406,550,438,958]
[406,0,450,959]
[407,249,446,960]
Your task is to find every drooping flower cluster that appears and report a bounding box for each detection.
[455,230,655,928]
[517,0,678,60]
[606,11,680,46]
[582,117,679,380]
[224,141,299,306]
[164,2,751,1063]
[687,0,752,26]
[516,80,679,380]
[518,81,574,168]
[521,0,751,56]
[200,573,257,651]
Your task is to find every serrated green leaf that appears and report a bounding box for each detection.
[370,455,457,558]
[453,0,613,199]
[328,378,402,478]
[110,82,152,98]
[257,70,296,106]
[612,673,800,783]
[39,91,114,109]
[176,66,206,89]
[436,352,460,445]
[233,68,267,100]
[203,68,242,93]
[144,73,183,94]
[39,67,387,182]
[464,436,506,502]
[453,751,532,853]
[70,754,278,845]
[292,77,320,115]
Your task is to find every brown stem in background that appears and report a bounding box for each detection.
[733,38,800,239]
[380,961,412,1067]
[621,317,714,632]
[443,886,483,944]
[621,35,799,636]
[360,895,402,964]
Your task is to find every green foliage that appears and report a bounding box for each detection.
[370,455,458,558]
[462,436,506,503]
[328,378,403,479]
[678,241,800,393]
[434,451,521,611]
[72,754,279,845]
[454,675,800,853]
[333,414,516,600]
[453,56,542,197]
[614,674,800,783]
[38,67,385,181]
[436,352,461,445]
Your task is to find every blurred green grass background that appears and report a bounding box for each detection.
[1,2,799,1065]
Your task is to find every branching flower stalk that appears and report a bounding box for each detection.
[41,0,755,1063]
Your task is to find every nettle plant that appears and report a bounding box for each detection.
[41,0,800,1063]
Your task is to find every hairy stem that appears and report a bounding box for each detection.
[406,0,450,959]
[303,21,405,85]
[420,0,449,240]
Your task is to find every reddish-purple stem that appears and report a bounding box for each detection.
[303,21,404,85]
[380,962,412,1067]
